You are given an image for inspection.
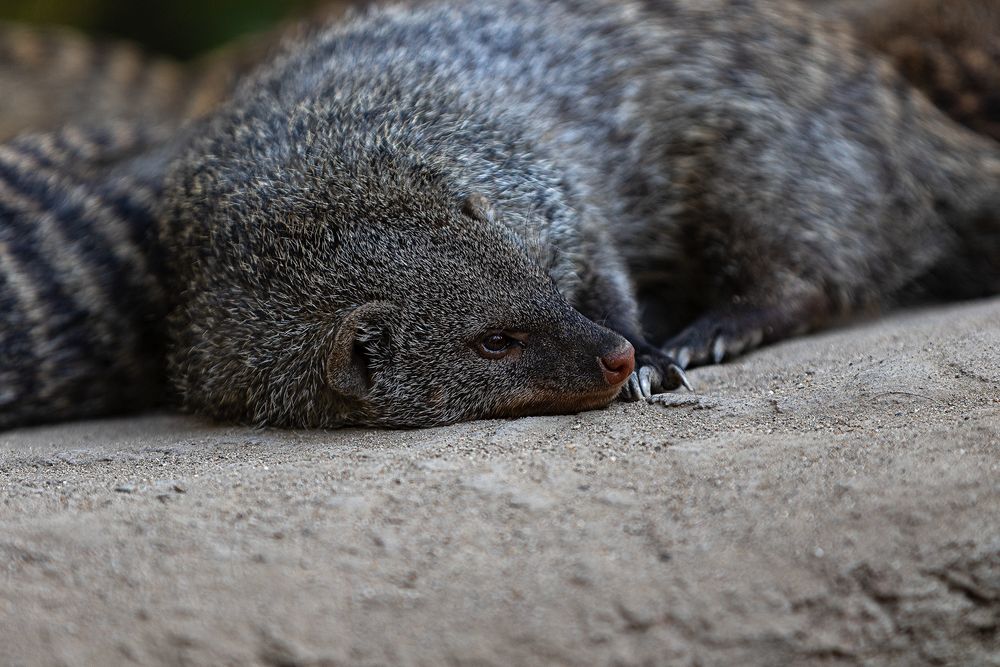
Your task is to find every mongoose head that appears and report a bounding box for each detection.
[162,118,635,427]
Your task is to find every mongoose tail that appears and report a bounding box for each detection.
[0,125,169,430]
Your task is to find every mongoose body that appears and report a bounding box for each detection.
[160,0,1000,427]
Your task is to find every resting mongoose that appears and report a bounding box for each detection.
[154,0,1000,428]
[2,0,999,429]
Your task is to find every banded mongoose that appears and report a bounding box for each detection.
[155,0,1000,428]
[0,124,171,430]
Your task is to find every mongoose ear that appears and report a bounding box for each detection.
[325,302,395,400]
[461,193,496,223]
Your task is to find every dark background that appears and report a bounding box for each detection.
[0,0,325,58]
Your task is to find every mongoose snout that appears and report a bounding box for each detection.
[473,323,640,419]
[598,345,635,387]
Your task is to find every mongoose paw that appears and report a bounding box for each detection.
[619,351,693,402]
[664,312,768,370]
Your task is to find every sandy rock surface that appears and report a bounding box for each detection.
[2,299,998,666]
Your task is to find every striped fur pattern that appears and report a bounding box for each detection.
[0,17,314,431]
[0,124,169,429]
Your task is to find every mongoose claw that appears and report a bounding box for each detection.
[639,365,659,400]
[712,336,727,364]
[668,364,694,392]
[622,372,643,402]
[618,348,692,403]
[663,347,692,370]
[663,309,773,370]
[621,366,665,402]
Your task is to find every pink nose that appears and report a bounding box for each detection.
[599,345,635,386]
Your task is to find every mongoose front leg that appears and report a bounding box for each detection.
[623,336,694,400]
[645,91,951,371]
[662,293,828,370]
[573,245,691,400]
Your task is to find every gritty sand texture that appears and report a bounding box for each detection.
[1,298,998,666]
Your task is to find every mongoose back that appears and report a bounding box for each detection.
[158,0,1000,428]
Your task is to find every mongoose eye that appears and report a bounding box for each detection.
[476,332,524,360]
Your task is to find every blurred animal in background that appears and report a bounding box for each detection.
[0,23,187,140]
[0,22,297,141]
[0,0,999,430]
[0,4,361,429]
[812,0,1000,142]
[0,123,170,428]
[0,20,253,429]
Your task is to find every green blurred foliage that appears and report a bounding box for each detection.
[0,0,323,58]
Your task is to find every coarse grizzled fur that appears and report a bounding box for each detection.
[0,124,171,429]
[160,0,1000,428]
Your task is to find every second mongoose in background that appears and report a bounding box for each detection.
[157,0,1000,428]
[818,0,1000,143]
[0,123,170,429]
